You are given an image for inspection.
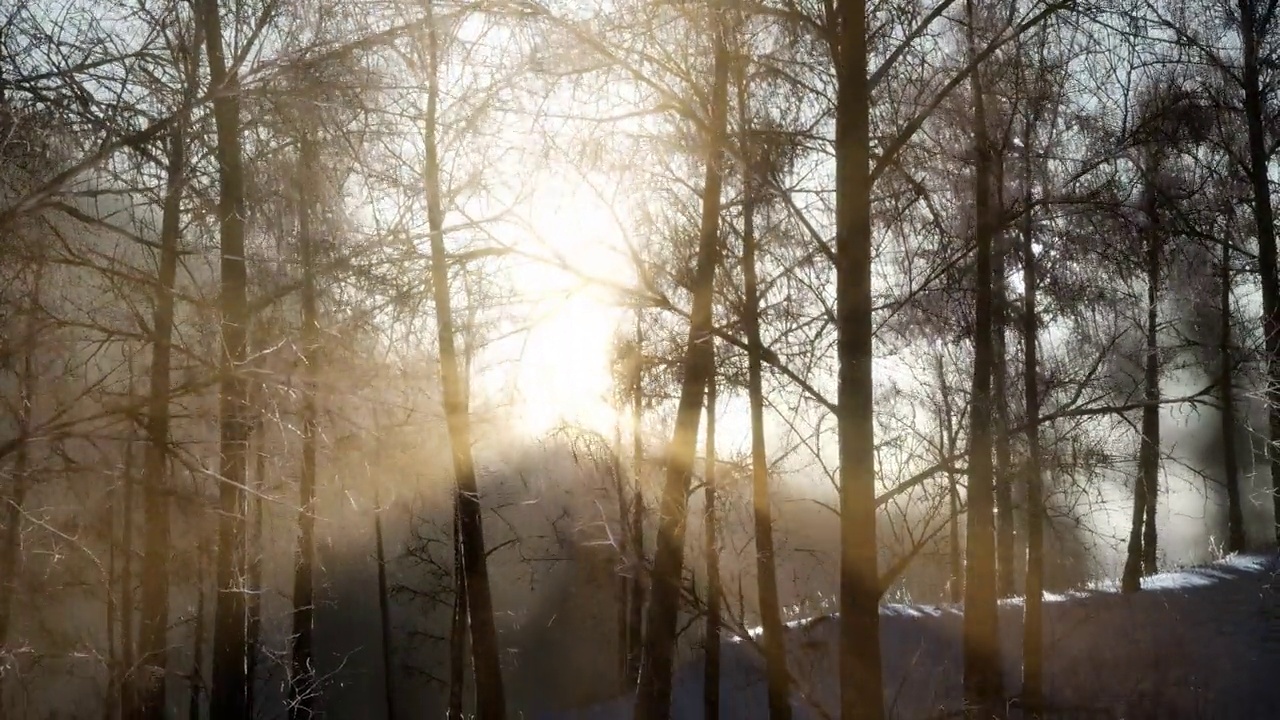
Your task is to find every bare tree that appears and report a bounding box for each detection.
[739,76,790,719]
[835,0,885,715]
[201,0,252,709]
[421,0,505,714]
[703,361,720,720]
[633,4,731,717]
[961,0,1003,713]
[134,15,201,717]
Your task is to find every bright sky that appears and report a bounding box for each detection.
[491,177,633,438]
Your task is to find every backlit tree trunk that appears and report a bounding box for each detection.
[632,8,730,718]
[1238,0,1280,546]
[993,238,1015,598]
[288,131,320,720]
[1221,237,1244,553]
[703,365,720,720]
[627,313,645,689]
[961,0,1003,711]
[135,116,187,720]
[1020,114,1045,717]
[372,489,397,720]
[422,0,505,713]
[202,0,252,710]
[1123,156,1160,591]
[835,0,886,715]
[740,98,790,719]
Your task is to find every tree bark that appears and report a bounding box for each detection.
[740,101,791,720]
[245,419,264,717]
[120,382,136,720]
[109,362,137,720]
[1124,160,1161,590]
[835,0,886,715]
[937,353,963,605]
[1238,0,1280,545]
[961,0,1003,712]
[201,0,251,711]
[108,466,119,720]
[288,131,320,720]
[422,1,505,714]
[189,543,206,720]
[1221,237,1244,553]
[135,119,185,720]
[0,243,41,684]
[446,493,468,720]
[627,314,645,690]
[1020,115,1044,718]
[612,420,630,688]
[1142,173,1161,578]
[992,238,1015,598]
[373,489,397,720]
[703,366,720,720]
[632,11,730,718]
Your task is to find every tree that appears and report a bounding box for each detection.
[287,129,321,720]
[739,75,791,720]
[133,10,202,718]
[960,0,1003,713]
[1121,136,1163,593]
[421,0,506,714]
[633,4,732,716]
[835,0,886,716]
[1151,0,1280,545]
[202,0,253,709]
[703,359,721,720]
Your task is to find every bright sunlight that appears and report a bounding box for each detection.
[504,176,633,437]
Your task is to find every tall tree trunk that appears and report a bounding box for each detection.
[703,366,720,720]
[627,313,645,690]
[135,119,185,720]
[372,489,397,720]
[118,376,137,720]
[612,419,630,688]
[1020,116,1045,718]
[1221,238,1244,553]
[111,359,136,720]
[446,493,468,720]
[189,542,207,720]
[0,262,40,714]
[202,0,251,711]
[992,240,1015,598]
[289,131,320,720]
[108,468,119,720]
[835,0,886,716]
[1239,0,1280,546]
[740,105,791,720]
[108,361,136,720]
[961,0,1003,712]
[1141,296,1160,578]
[422,2,505,715]
[632,11,730,719]
[937,354,963,605]
[245,419,265,716]
[1124,163,1161,589]
[1121,458,1149,593]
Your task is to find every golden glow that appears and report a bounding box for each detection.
[508,179,632,438]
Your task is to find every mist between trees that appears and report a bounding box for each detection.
[0,0,1277,717]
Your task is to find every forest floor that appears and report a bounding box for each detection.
[543,553,1280,719]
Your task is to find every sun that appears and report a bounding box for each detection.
[515,292,624,437]
[507,177,634,438]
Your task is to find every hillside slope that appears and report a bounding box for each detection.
[545,554,1280,719]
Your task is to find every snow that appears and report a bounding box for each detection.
[541,553,1280,719]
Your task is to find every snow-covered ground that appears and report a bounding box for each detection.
[544,554,1280,719]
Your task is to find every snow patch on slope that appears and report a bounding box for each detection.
[542,553,1280,719]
